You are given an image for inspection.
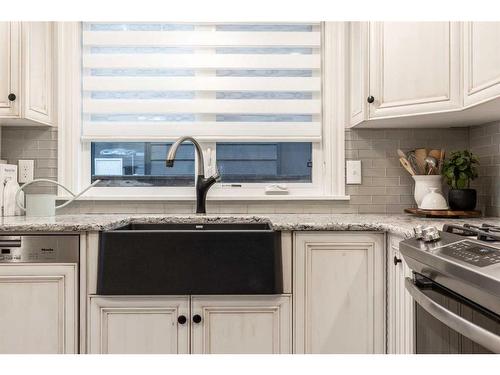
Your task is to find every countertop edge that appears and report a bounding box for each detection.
[1,214,498,238]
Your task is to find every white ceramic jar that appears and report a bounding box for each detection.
[420,188,449,210]
[412,175,443,208]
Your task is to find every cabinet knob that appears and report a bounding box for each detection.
[393,256,402,266]
[177,315,187,325]
[367,95,375,104]
[192,314,202,324]
[8,93,16,101]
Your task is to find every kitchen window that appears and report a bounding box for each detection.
[58,22,346,200]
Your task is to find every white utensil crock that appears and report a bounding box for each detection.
[412,175,443,208]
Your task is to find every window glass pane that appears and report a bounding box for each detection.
[216,143,312,183]
[91,142,195,187]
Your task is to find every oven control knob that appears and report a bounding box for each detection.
[422,226,440,242]
[413,225,424,239]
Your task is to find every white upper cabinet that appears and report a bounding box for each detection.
[463,22,500,107]
[349,21,500,128]
[369,22,461,119]
[0,22,20,118]
[0,22,56,127]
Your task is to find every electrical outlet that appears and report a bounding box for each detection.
[346,160,362,184]
[18,160,34,183]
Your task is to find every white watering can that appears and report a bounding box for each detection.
[15,179,101,217]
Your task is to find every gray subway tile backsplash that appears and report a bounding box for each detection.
[2,123,498,216]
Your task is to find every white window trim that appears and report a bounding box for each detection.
[57,22,348,201]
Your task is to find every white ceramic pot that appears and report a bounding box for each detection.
[412,175,443,208]
[420,188,449,210]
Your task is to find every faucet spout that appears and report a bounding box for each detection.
[166,136,220,214]
[166,136,205,176]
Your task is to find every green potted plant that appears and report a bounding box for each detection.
[441,150,479,210]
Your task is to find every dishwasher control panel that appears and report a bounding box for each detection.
[0,235,79,263]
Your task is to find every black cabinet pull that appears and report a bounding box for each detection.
[367,95,375,104]
[192,314,202,324]
[393,256,402,266]
[177,315,187,324]
[8,93,16,101]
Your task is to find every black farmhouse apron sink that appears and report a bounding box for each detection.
[97,222,282,295]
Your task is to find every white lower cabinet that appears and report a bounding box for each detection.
[191,295,292,354]
[0,264,78,354]
[88,296,190,354]
[387,235,414,354]
[293,232,385,353]
[88,295,291,354]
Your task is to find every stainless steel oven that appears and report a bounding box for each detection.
[408,273,500,353]
[400,223,500,354]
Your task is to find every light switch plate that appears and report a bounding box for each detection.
[346,160,362,184]
[18,160,34,183]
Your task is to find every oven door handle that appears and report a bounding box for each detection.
[405,278,500,353]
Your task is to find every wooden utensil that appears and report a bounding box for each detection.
[428,149,441,160]
[397,149,406,159]
[438,149,445,173]
[414,148,428,174]
[399,157,416,176]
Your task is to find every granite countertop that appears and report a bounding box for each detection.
[0,213,498,238]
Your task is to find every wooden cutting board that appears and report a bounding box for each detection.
[404,208,482,218]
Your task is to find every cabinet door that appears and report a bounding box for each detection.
[349,22,369,126]
[191,295,292,354]
[368,22,461,118]
[89,296,189,354]
[463,22,500,107]
[387,235,414,354]
[294,232,385,353]
[0,22,20,117]
[0,264,77,354]
[386,241,398,354]
[22,22,55,125]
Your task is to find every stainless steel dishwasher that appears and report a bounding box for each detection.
[0,234,79,354]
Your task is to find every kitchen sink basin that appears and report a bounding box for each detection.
[114,222,273,231]
[97,222,282,295]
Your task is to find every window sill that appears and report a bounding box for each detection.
[57,194,351,202]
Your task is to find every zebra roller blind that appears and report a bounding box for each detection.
[81,23,322,142]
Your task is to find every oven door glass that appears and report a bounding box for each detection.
[408,274,500,354]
